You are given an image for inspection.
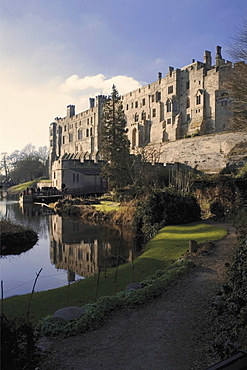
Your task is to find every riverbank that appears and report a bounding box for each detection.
[1,222,226,326]
[54,197,134,226]
[0,218,38,255]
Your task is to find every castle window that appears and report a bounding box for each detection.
[196,95,201,105]
[86,129,89,137]
[141,111,146,121]
[156,91,161,102]
[131,102,133,108]
[90,127,93,136]
[54,172,56,179]
[134,113,139,122]
[87,118,89,125]
[50,140,53,147]
[167,118,171,124]
[162,130,168,142]
[151,95,154,103]
[168,86,173,94]
[78,129,82,140]
[91,117,93,124]
[69,133,73,142]
[135,101,138,108]
[126,104,129,110]
[186,81,190,90]
[142,98,145,106]
[166,100,172,112]
[64,125,67,132]
[152,108,156,118]
[186,97,190,108]
[63,136,65,144]
[199,81,201,85]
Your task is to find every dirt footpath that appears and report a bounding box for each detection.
[38,221,237,370]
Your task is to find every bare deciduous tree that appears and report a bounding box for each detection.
[227,18,247,62]
[224,19,247,131]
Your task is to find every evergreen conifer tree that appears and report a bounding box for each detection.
[100,85,132,189]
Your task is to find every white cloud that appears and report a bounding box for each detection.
[154,58,165,65]
[60,74,141,96]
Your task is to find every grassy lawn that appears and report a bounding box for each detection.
[1,222,227,325]
[93,200,120,212]
[8,178,51,193]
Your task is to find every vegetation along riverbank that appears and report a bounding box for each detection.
[0,218,38,255]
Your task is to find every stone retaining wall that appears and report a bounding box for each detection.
[156,132,247,173]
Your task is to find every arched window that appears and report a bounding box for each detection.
[141,111,146,121]
[90,127,93,136]
[134,113,139,122]
[86,129,89,137]
[166,99,172,112]
[196,90,204,105]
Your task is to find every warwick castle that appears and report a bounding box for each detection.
[49,47,247,191]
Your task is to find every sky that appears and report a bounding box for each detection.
[1,0,247,155]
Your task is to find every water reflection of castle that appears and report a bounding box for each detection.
[49,215,134,280]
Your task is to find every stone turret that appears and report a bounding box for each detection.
[89,98,95,108]
[204,50,212,69]
[215,46,225,67]
[67,105,75,118]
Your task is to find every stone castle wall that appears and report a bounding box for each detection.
[49,47,246,175]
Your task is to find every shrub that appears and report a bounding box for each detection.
[210,212,247,358]
[133,189,201,246]
[236,164,247,179]
[210,199,225,218]
[1,315,38,370]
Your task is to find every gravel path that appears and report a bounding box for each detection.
[38,221,237,370]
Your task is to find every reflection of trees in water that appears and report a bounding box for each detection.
[2,201,49,238]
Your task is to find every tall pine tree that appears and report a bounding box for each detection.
[100,85,132,189]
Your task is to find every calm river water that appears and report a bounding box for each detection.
[0,200,135,298]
